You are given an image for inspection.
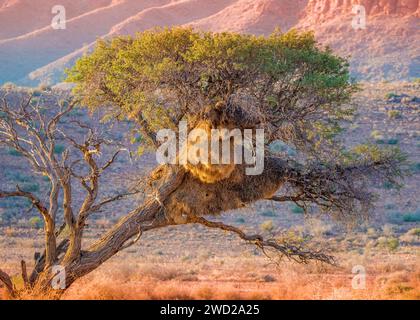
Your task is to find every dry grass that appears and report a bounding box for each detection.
[56,256,419,300]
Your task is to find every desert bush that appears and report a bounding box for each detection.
[290,204,304,214]
[260,220,274,233]
[370,130,387,144]
[6,171,32,183]
[385,203,396,210]
[261,210,277,217]
[387,110,402,119]
[409,162,420,174]
[387,212,405,224]
[382,181,397,190]
[378,236,399,252]
[235,217,245,224]
[408,228,420,236]
[402,211,420,222]
[7,148,22,157]
[386,138,399,145]
[385,92,398,100]
[53,144,66,154]
[21,183,40,193]
[29,216,43,229]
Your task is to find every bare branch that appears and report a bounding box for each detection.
[189,216,335,265]
[0,187,49,219]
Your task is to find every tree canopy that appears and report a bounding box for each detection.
[67,28,356,155]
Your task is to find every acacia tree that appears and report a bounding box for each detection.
[0,28,405,299]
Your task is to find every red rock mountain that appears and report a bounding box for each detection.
[0,0,418,85]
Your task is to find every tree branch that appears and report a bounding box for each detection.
[189,216,335,265]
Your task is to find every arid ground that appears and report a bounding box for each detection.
[0,82,419,300]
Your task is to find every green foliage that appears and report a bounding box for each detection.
[344,144,405,167]
[235,217,245,224]
[385,92,398,100]
[408,228,420,236]
[7,148,23,157]
[260,220,274,232]
[261,210,277,217]
[66,27,357,153]
[386,138,399,145]
[409,162,420,174]
[370,130,383,140]
[382,181,396,190]
[21,183,40,193]
[385,237,400,252]
[53,144,66,154]
[6,171,32,183]
[403,211,420,222]
[387,110,402,119]
[29,216,43,229]
[290,204,304,214]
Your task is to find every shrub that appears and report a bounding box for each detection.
[375,139,385,144]
[261,210,277,217]
[53,144,66,154]
[386,138,399,145]
[8,148,23,157]
[260,220,274,232]
[386,237,399,251]
[385,92,398,100]
[409,162,420,174]
[370,130,382,139]
[29,216,43,229]
[387,110,402,119]
[378,236,399,251]
[235,217,245,224]
[387,212,404,224]
[382,181,396,190]
[269,140,296,156]
[21,183,40,193]
[290,204,304,214]
[6,172,31,183]
[407,228,420,237]
[385,203,395,210]
[402,211,420,222]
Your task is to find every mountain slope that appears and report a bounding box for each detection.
[0,0,418,86]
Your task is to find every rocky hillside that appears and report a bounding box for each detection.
[0,0,418,85]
